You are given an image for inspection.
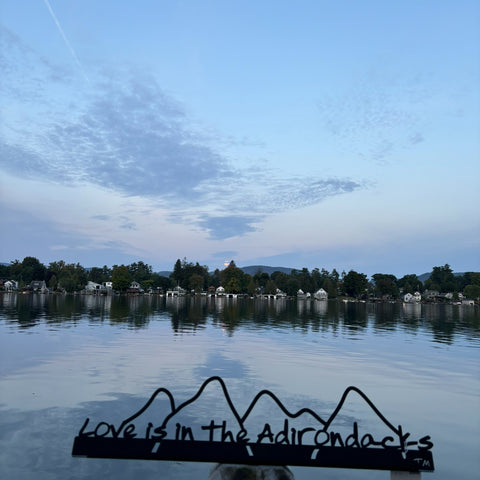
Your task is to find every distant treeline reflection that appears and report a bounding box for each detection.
[0,294,478,344]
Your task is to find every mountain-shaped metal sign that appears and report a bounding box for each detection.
[72,376,434,472]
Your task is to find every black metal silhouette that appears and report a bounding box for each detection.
[72,376,434,472]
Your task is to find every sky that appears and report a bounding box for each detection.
[1,0,479,277]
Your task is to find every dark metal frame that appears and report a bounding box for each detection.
[72,376,434,472]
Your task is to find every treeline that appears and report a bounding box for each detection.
[1,257,480,299]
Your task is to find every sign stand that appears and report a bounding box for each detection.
[72,377,434,477]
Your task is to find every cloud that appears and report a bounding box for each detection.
[317,68,430,164]
[196,215,261,240]
[0,28,366,241]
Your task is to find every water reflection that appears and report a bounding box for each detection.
[0,293,479,345]
[1,294,479,480]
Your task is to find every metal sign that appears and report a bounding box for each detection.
[72,376,434,472]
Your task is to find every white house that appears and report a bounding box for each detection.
[314,288,328,301]
[29,280,48,293]
[4,280,18,291]
[275,288,286,298]
[404,291,422,303]
[85,281,102,292]
[129,281,142,291]
[297,289,308,299]
[166,286,186,297]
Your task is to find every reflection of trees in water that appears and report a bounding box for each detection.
[1,294,478,344]
[422,304,480,344]
[342,302,368,332]
[167,296,208,333]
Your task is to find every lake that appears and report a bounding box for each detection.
[0,293,479,480]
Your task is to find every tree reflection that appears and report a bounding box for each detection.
[0,294,478,344]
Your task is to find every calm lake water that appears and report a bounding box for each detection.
[0,293,479,480]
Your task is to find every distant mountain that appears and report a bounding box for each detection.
[417,272,430,282]
[157,271,172,277]
[240,265,293,276]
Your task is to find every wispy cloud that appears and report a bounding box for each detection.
[317,68,430,164]
[0,29,366,240]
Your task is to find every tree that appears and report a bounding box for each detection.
[372,274,398,298]
[247,277,256,296]
[322,277,337,298]
[464,284,480,300]
[112,265,132,292]
[12,257,46,284]
[221,261,245,293]
[150,273,172,293]
[253,270,270,288]
[285,277,300,296]
[0,263,10,278]
[294,267,315,293]
[128,261,152,283]
[189,273,204,293]
[172,258,183,286]
[343,270,369,298]
[56,263,87,293]
[170,258,209,289]
[48,275,57,290]
[265,279,277,294]
[398,274,423,293]
[425,264,455,292]
[88,265,111,284]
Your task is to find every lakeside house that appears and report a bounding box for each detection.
[85,281,103,292]
[3,280,18,291]
[297,289,311,299]
[166,286,186,297]
[403,291,422,303]
[29,280,48,293]
[314,288,328,301]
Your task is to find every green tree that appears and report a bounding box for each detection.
[12,256,46,284]
[285,277,300,296]
[171,258,184,286]
[112,265,132,292]
[88,265,111,284]
[247,277,256,296]
[372,274,398,298]
[48,274,57,290]
[0,263,11,278]
[464,284,480,300]
[189,273,204,293]
[56,263,87,293]
[322,277,337,298]
[253,270,270,288]
[170,258,209,289]
[150,273,172,292]
[425,264,455,292]
[271,271,289,293]
[265,279,277,294]
[226,277,241,293]
[128,261,152,283]
[398,274,423,293]
[221,261,245,293]
[343,270,369,298]
[208,268,221,288]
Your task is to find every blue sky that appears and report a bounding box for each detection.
[1,0,479,276]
